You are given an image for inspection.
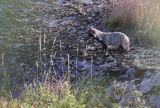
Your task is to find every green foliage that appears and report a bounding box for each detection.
[0,77,151,108]
[0,100,20,108]
[74,76,118,108]
[20,82,85,108]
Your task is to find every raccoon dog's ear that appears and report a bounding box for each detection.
[88,26,97,37]
[89,27,96,33]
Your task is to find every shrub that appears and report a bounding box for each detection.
[19,81,86,108]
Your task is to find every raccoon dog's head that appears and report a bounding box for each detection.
[88,27,99,38]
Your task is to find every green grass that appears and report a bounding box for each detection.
[0,76,150,108]
[20,82,85,108]
[0,76,115,108]
[0,81,86,108]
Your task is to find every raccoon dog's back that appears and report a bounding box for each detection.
[103,32,130,51]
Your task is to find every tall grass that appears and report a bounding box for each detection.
[0,76,150,108]
[105,0,160,45]
[19,81,86,108]
[0,80,85,108]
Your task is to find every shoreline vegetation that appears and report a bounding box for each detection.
[0,0,160,107]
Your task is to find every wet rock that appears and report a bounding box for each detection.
[118,68,137,80]
[126,68,137,80]
[149,95,160,108]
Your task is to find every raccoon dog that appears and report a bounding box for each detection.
[88,27,130,54]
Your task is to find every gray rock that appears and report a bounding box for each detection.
[151,72,160,86]
[144,71,152,78]
[140,72,160,94]
[140,78,153,94]
[118,68,137,80]
[149,95,160,108]
[118,74,129,80]
[126,68,137,80]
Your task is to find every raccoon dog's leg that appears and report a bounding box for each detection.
[102,44,106,52]
[104,45,108,55]
[119,45,125,53]
[101,42,108,55]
